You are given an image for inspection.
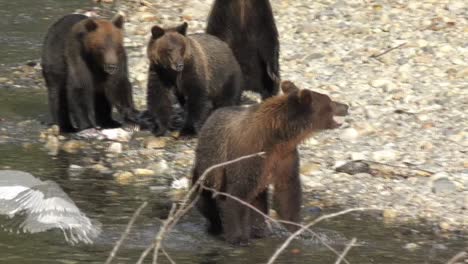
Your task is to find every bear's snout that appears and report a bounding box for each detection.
[332,101,349,117]
[103,64,119,75]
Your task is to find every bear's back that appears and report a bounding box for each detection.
[186,33,242,100]
[42,14,88,71]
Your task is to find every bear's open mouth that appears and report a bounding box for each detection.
[103,64,119,75]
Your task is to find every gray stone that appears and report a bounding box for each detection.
[432,178,456,195]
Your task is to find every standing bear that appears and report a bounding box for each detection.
[146,22,242,136]
[192,81,349,245]
[41,14,141,133]
[206,0,280,100]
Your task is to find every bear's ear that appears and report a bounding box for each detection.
[151,26,165,39]
[298,89,313,106]
[175,22,188,36]
[84,19,98,32]
[281,80,299,94]
[112,13,125,29]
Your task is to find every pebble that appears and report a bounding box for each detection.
[108,142,123,154]
[149,159,169,175]
[132,168,155,177]
[89,164,111,174]
[372,149,399,163]
[404,243,420,251]
[145,137,169,149]
[340,127,359,141]
[432,177,457,195]
[45,136,59,155]
[61,140,86,154]
[113,171,134,185]
[383,209,398,220]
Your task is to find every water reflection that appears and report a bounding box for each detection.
[0,170,101,244]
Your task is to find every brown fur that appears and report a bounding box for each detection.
[145,23,242,136]
[191,81,348,245]
[42,14,141,132]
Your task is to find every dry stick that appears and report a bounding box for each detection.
[203,186,352,264]
[153,204,177,264]
[162,247,177,264]
[370,42,407,58]
[105,201,148,264]
[446,250,467,264]
[267,208,378,264]
[334,238,357,264]
[136,152,266,264]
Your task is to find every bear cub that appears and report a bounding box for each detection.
[41,14,141,132]
[192,81,348,245]
[145,22,242,136]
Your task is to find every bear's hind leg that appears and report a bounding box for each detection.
[197,189,223,235]
[250,189,269,238]
[44,71,75,133]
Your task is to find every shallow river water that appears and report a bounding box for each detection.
[0,0,466,263]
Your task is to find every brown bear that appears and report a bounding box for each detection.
[145,22,242,136]
[191,81,348,245]
[206,0,280,100]
[41,14,141,132]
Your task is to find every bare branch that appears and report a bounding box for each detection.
[105,201,147,264]
[370,42,407,59]
[202,185,352,264]
[136,152,265,264]
[162,248,177,264]
[335,238,357,264]
[446,250,467,264]
[267,208,379,264]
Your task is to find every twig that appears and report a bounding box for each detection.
[153,204,177,264]
[202,185,352,264]
[161,247,177,264]
[136,152,266,264]
[370,42,406,59]
[105,201,148,264]
[335,238,357,264]
[267,208,378,264]
[447,250,467,264]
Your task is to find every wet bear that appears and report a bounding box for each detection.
[206,0,280,100]
[192,81,349,245]
[41,14,140,132]
[146,22,242,136]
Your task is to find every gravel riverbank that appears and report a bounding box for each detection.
[3,0,467,232]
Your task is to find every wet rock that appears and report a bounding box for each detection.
[69,164,83,171]
[89,164,111,174]
[439,221,452,231]
[61,140,86,154]
[132,168,155,177]
[47,125,60,136]
[171,177,189,190]
[68,164,85,176]
[108,142,122,154]
[145,137,169,149]
[383,209,398,220]
[404,243,420,251]
[432,177,456,195]
[113,171,134,185]
[149,159,169,175]
[45,136,59,155]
